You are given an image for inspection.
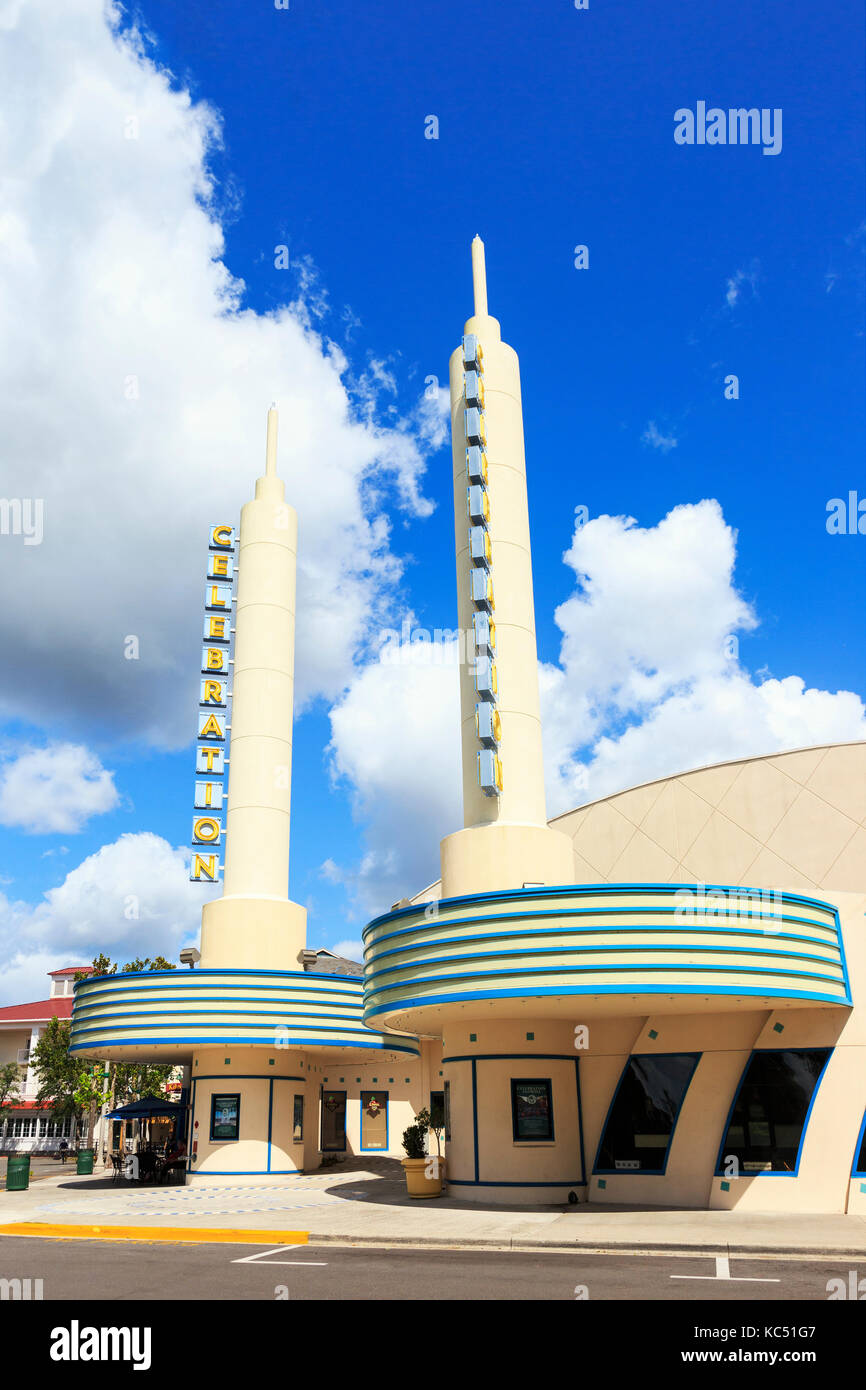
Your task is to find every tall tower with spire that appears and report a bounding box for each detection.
[199,405,308,969]
[439,238,574,897]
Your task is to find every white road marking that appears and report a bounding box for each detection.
[671,1254,779,1283]
[231,1245,328,1266]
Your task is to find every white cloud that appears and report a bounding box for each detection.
[541,502,866,810]
[326,638,461,916]
[329,938,365,962]
[326,500,866,912]
[0,0,438,748]
[0,831,207,1003]
[0,743,119,833]
[641,421,678,453]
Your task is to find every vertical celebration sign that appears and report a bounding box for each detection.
[464,334,502,797]
[190,523,236,881]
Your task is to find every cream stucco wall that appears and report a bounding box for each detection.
[553,742,866,894]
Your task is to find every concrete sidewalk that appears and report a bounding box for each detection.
[2,1161,865,1257]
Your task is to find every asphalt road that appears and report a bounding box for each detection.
[1,1236,864,1301]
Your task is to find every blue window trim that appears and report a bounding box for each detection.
[447,1052,585,1186]
[447,1178,585,1188]
[575,1057,587,1185]
[69,1037,420,1055]
[364,961,845,993]
[362,881,839,938]
[592,1052,701,1176]
[359,1089,389,1153]
[70,1014,392,1034]
[366,926,839,970]
[851,1109,866,1177]
[186,1169,300,1176]
[192,1073,305,1082]
[363,982,849,1021]
[443,1052,583,1063]
[266,1078,273,1173]
[320,1088,347,1153]
[74,967,365,989]
[364,941,844,987]
[714,1046,834,1178]
[186,1077,197,1173]
[471,1060,479,1182]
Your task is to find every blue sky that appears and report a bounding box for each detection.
[0,0,863,1000]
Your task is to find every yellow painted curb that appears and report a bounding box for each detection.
[0,1222,308,1246]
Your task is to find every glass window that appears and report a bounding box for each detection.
[443,1081,451,1143]
[717,1049,831,1175]
[321,1090,346,1152]
[430,1091,445,1131]
[292,1094,304,1144]
[209,1093,241,1142]
[854,1114,866,1175]
[595,1053,700,1174]
[511,1078,554,1142]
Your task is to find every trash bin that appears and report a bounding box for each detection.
[76,1148,94,1175]
[5,1154,30,1191]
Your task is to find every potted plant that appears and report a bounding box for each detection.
[401,1106,445,1198]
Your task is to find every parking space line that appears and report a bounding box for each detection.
[231,1245,329,1266]
[671,1254,779,1283]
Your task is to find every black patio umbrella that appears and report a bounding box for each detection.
[106,1098,187,1119]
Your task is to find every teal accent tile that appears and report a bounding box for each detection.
[861,1183,866,1194]
[224,1057,230,1065]
[469,1033,477,1042]
[648,1029,658,1040]
[773,1022,784,1033]
[526,1032,535,1041]
[720,1180,730,1192]
[268,1058,275,1066]
[597,1179,606,1190]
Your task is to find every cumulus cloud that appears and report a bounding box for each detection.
[326,500,866,912]
[325,637,462,916]
[0,743,119,833]
[0,0,437,748]
[0,831,207,1003]
[541,502,866,811]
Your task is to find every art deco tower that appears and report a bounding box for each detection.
[199,406,308,970]
[440,238,574,897]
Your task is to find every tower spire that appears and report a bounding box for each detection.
[265,403,278,478]
[471,235,488,318]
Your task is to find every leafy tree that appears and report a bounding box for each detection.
[35,955,181,1153]
[31,1017,80,1119]
[80,954,180,1147]
[0,1061,21,1116]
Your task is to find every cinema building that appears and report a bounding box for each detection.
[71,241,866,1214]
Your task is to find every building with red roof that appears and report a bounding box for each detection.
[0,967,92,1152]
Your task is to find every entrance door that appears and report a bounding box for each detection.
[321,1090,347,1151]
[360,1090,389,1151]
